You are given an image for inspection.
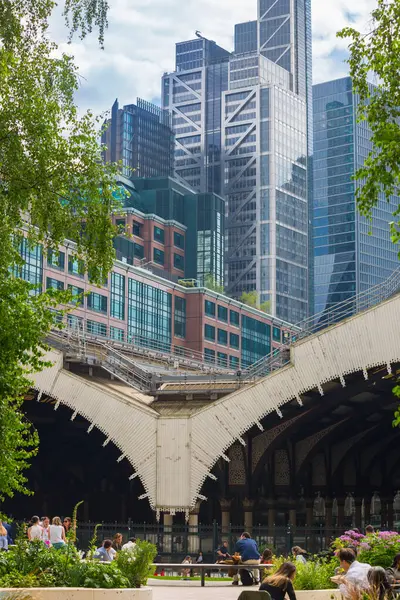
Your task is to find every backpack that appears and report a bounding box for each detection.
[239,568,255,586]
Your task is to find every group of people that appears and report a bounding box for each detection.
[27,515,73,549]
[94,534,137,562]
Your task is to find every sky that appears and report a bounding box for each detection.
[51,0,378,118]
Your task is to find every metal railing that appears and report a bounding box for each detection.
[244,266,400,381]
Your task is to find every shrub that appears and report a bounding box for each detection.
[357,531,400,568]
[293,557,338,590]
[115,540,157,588]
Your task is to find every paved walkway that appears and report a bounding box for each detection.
[150,580,244,600]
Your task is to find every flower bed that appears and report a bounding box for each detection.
[333,529,400,568]
[0,537,156,590]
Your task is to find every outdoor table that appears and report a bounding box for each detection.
[152,562,274,587]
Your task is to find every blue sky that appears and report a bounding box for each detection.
[52,0,377,118]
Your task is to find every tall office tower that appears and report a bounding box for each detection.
[223,0,312,323]
[234,21,258,54]
[162,36,231,195]
[313,77,400,315]
[102,98,174,179]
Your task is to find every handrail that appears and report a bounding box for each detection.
[244,266,400,380]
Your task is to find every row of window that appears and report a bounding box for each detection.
[204,348,240,369]
[205,300,240,326]
[204,324,240,348]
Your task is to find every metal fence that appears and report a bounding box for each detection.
[72,522,397,559]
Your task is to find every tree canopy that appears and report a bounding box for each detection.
[0,0,117,504]
[338,0,400,250]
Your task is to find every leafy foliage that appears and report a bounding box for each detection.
[115,541,157,588]
[239,290,271,313]
[268,555,338,590]
[337,0,400,251]
[332,530,400,569]
[204,274,225,294]
[0,0,120,503]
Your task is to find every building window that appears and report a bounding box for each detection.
[110,326,125,342]
[218,305,228,322]
[217,352,228,367]
[174,296,186,338]
[46,277,64,291]
[67,284,84,306]
[174,253,184,271]
[87,292,108,314]
[47,249,65,271]
[230,355,240,369]
[205,324,215,341]
[218,328,228,345]
[111,272,125,320]
[154,226,165,243]
[230,310,240,326]
[116,219,126,230]
[205,300,216,317]
[174,232,184,249]
[153,248,165,266]
[241,315,271,368]
[67,314,83,331]
[18,237,43,294]
[128,279,172,351]
[273,326,281,342]
[230,332,240,349]
[204,348,216,364]
[133,221,142,237]
[87,320,107,337]
[134,243,144,259]
[68,256,85,277]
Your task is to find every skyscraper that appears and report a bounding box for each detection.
[313,77,399,315]
[223,0,312,323]
[162,36,231,195]
[102,98,174,179]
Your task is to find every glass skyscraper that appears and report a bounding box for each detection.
[102,98,174,179]
[162,36,231,195]
[313,77,399,315]
[223,0,312,323]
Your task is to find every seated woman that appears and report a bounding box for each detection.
[260,561,297,600]
[367,567,393,600]
[386,553,400,589]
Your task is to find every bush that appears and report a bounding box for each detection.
[333,530,400,569]
[293,557,338,590]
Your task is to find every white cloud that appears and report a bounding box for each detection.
[50,0,378,116]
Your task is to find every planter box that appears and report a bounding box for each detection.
[0,588,152,600]
[296,591,340,600]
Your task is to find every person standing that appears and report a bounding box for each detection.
[41,516,51,546]
[0,522,8,551]
[50,516,66,549]
[232,532,261,586]
[28,516,43,541]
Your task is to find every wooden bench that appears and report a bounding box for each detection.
[151,562,274,587]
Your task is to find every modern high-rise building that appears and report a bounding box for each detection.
[313,77,399,315]
[162,36,231,194]
[223,0,312,323]
[102,98,174,179]
[113,175,225,286]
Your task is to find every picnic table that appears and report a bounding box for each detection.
[152,562,274,587]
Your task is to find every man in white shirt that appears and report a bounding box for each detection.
[122,537,137,551]
[338,548,371,598]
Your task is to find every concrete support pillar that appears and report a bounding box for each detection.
[243,498,254,533]
[188,501,201,554]
[163,513,173,554]
[364,496,371,527]
[289,509,297,527]
[337,498,345,529]
[387,497,394,530]
[354,498,362,530]
[220,499,232,534]
[306,500,314,527]
[267,505,275,530]
[325,499,333,544]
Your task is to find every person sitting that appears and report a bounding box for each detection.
[0,522,8,551]
[261,548,273,564]
[260,561,297,600]
[122,537,137,551]
[94,539,116,562]
[386,552,400,593]
[112,533,123,552]
[28,516,43,541]
[216,540,231,562]
[365,524,375,535]
[337,548,371,598]
[232,532,261,586]
[292,546,307,564]
[181,555,192,580]
[367,567,392,600]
